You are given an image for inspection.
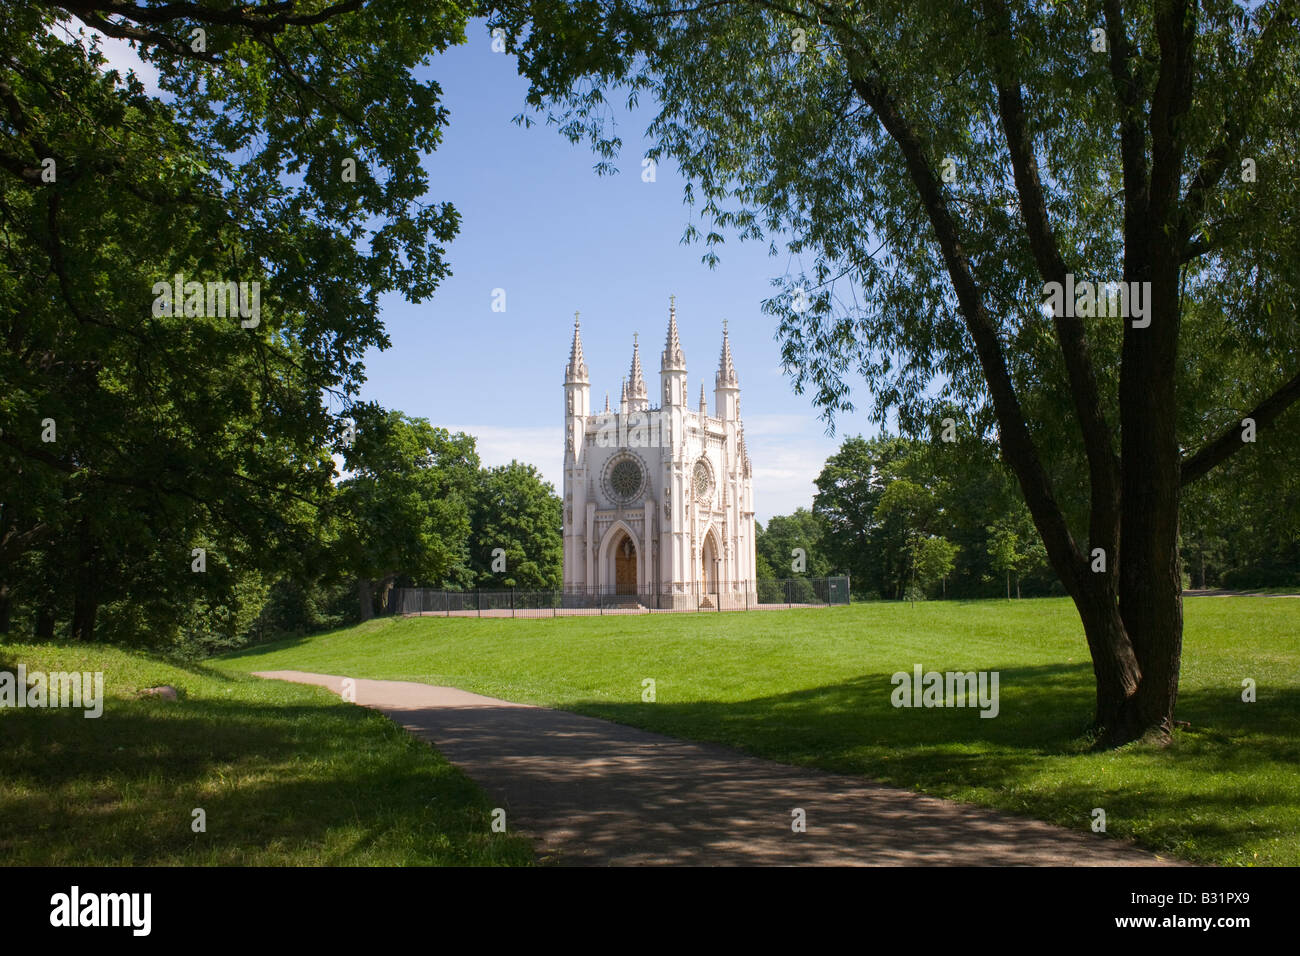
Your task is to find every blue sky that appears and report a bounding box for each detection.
[90,19,882,522]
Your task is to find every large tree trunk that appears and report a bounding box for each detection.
[377,574,397,614]
[35,600,55,640]
[357,577,373,621]
[71,518,99,641]
[71,593,98,642]
[1091,232,1186,747]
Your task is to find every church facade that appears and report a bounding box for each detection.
[562,301,757,608]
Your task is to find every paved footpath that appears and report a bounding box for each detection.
[254,670,1175,867]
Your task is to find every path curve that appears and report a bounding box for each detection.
[254,670,1175,867]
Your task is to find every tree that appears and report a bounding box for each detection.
[2,3,467,641]
[337,409,480,619]
[986,505,1048,599]
[491,0,1300,747]
[913,535,960,600]
[755,507,830,578]
[813,435,907,596]
[469,461,562,589]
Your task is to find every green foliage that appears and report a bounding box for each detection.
[1,3,472,642]
[489,0,1300,740]
[814,432,1035,599]
[755,507,830,578]
[913,535,959,592]
[986,505,1049,599]
[470,461,562,589]
[337,409,481,604]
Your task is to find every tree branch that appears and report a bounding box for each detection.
[1180,1,1298,244]
[981,0,1121,559]
[841,55,1088,593]
[1181,368,1300,485]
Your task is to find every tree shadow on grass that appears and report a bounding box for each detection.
[557,663,1300,863]
[0,694,532,866]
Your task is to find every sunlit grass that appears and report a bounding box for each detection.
[220,597,1300,865]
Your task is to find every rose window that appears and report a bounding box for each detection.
[609,458,644,501]
[693,460,714,501]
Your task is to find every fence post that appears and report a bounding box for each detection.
[511,587,516,619]
[445,590,450,618]
[477,589,481,618]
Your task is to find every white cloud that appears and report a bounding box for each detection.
[449,424,564,492]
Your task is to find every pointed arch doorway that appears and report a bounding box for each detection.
[700,531,718,597]
[614,533,638,595]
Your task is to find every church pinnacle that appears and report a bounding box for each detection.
[628,333,648,405]
[565,312,588,383]
[661,295,686,371]
[716,319,739,388]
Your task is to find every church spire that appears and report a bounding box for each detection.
[661,295,686,371]
[603,391,610,413]
[565,312,588,383]
[699,382,707,415]
[628,333,648,406]
[716,319,738,388]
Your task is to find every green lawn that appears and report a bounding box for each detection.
[219,597,1300,866]
[0,642,533,865]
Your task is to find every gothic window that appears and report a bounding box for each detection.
[604,455,646,504]
[693,458,714,502]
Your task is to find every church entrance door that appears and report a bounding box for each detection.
[701,534,717,595]
[615,535,638,595]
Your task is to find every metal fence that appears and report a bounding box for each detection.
[389,576,851,618]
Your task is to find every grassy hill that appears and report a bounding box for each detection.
[0,642,533,865]
[218,597,1300,865]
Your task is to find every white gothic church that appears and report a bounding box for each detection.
[562,300,758,608]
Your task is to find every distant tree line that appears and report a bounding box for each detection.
[2,405,561,658]
[759,430,1298,601]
